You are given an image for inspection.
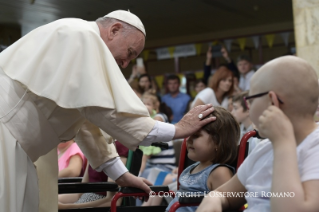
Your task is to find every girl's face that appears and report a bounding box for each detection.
[186,129,217,162]
[218,76,232,93]
[139,76,151,90]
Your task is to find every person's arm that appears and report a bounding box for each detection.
[203,47,213,85]
[207,166,234,191]
[58,163,89,206]
[59,157,127,209]
[77,104,215,194]
[197,174,247,211]
[258,105,319,212]
[58,155,83,178]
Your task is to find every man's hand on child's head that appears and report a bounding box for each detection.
[174,104,216,139]
[258,106,294,146]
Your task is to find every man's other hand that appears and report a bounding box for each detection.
[115,172,153,194]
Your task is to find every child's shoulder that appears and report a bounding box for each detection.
[298,125,319,151]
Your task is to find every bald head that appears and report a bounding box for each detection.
[251,56,319,117]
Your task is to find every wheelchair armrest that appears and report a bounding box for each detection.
[58,177,83,183]
[178,194,204,204]
[119,185,169,194]
[58,182,119,194]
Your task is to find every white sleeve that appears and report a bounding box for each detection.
[196,88,213,104]
[95,121,175,180]
[236,158,248,186]
[139,121,175,146]
[96,157,128,181]
[300,137,319,182]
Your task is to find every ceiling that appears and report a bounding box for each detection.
[0,0,293,48]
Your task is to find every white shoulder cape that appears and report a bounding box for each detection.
[0,18,149,116]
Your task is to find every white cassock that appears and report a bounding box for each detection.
[0,18,175,212]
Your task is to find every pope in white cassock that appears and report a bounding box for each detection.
[0,10,215,212]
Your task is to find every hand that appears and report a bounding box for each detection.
[174,104,216,139]
[206,47,213,60]
[258,106,294,146]
[221,47,230,63]
[115,172,153,194]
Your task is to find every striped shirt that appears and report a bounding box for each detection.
[149,140,176,169]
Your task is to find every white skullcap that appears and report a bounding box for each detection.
[104,10,146,36]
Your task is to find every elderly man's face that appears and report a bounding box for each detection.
[107,28,145,68]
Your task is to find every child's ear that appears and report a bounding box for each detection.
[268,91,280,107]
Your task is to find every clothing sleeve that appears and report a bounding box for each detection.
[196,88,213,105]
[74,119,119,170]
[66,143,85,163]
[300,138,319,182]
[78,107,175,180]
[236,151,252,187]
[139,121,175,146]
[95,121,175,180]
[79,107,156,151]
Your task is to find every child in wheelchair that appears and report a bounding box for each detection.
[197,56,319,212]
[165,106,240,212]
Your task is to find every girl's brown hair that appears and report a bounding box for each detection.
[202,106,240,165]
[210,66,234,98]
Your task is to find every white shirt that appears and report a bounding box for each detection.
[237,125,319,212]
[239,70,255,91]
[191,87,228,109]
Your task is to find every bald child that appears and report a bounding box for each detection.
[197,56,319,212]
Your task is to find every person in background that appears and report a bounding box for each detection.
[236,55,255,92]
[128,64,146,84]
[58,141,128,209]
[231,91,261,154]
[140,92,176,175]
[138,74,155,95]
[162,75,191,123]
[58,140,85,178]
[191,66,234,110]
[204,46,240,87]
[231,91,253,144]
[195,79,207,94]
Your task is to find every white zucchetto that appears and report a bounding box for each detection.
[104,10,146,36]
